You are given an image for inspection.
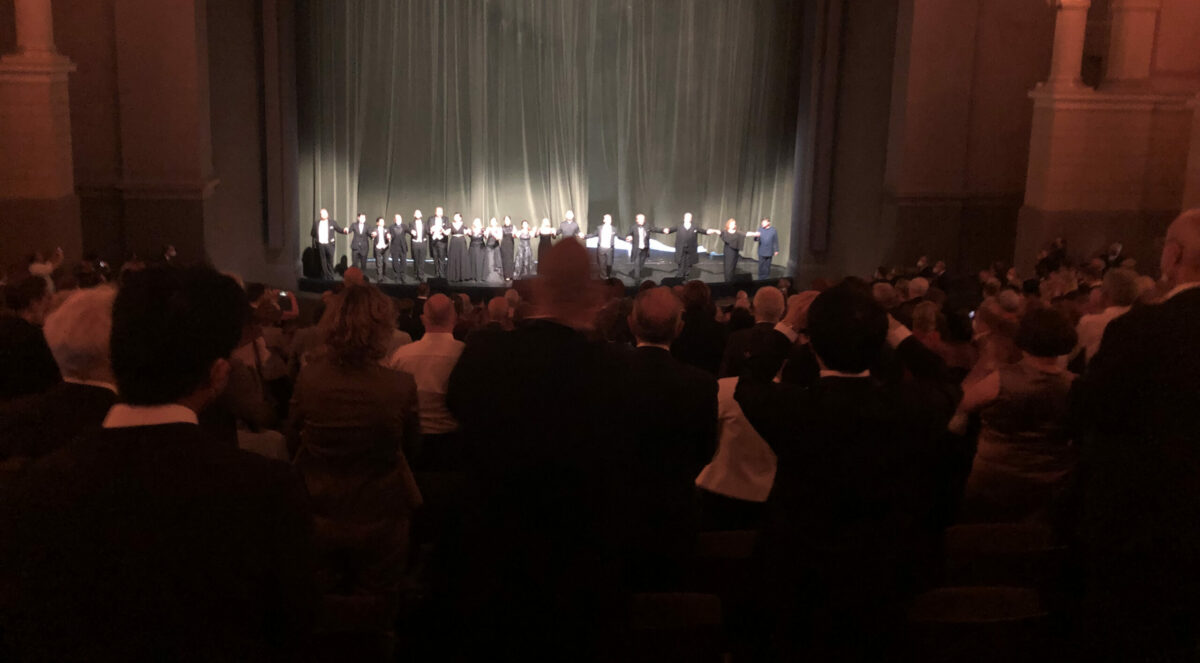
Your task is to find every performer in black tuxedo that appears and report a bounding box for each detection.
[389,212,410,281]
[409,215,429,282]
[369,217,391,282]
[586,213,620,279]
[706,218,760,282]
[625,213,658,280]
[347,213,371,272]
[559,209,581,240]
[755,217,780,280]
[310,207,344,280]
[660,212,701,279]
[500,216,516,281]
[430,206,448,279]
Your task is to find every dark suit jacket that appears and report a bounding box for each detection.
[389,222,408,255]
[671,308,729,376]
[756,226,779,257]
[614,346,717,587]
[627,224,658,251]
[0,423,316,662]
[1070,286,1200,646]
[719,321,791,378]
[310,218,343,245]
[671,226,700,261]
[0,381,115,464]
[347,221,371,253]
[559,220,580,237]
[735,337,962,628]
[444,319,627,657]
[0,314,61,401]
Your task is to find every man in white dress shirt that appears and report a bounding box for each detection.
[1073,267,1138,367]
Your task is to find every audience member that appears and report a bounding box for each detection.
[287,284,422,620]
[1072,210,1200,659]
[0,275,61,400]
[671,280,728,375]
[0,286,118,468]
[963,292,1022,389]
[719,286,788,377]
[952,307,1078,524]
[1072,267,1137,366]
[618,287,718,589]
[892,275,929,328]
[0,265,316,661]
[386,294,465,470]
[736,282,962,661]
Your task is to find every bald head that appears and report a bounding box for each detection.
[753,287,786,323]
[422,294,456,332]
[487,296,510,322]
[630,287,683,345]
[1162,209,1200,286]
[531,239,600,327]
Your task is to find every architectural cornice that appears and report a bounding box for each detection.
[1030,84,1192,111]
[115,178,220,200]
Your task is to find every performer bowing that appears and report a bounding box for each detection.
[660,212,701,279]
[310,207,344,280]
[586,213,619,279]
[706,218,760,282]
[370,217,391,282]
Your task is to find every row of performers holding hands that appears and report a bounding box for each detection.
[311,207,779,282]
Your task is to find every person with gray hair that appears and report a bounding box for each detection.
[719,286,790,377]
[0,286,119,465]
[1072,267,1139,365]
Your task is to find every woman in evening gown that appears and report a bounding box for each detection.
[485,217,505,284]
[500,216,515,281]
[469,218,487,282]
[537,218,556,274]
[447,214,469,282]
[706,218,760,282]
[515,220,535,279]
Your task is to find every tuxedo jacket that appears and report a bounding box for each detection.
[310,218,343,245]
[370,227,392,251]
[671,226,700,259]
[0,423,316,661]
[347,222,372,252]
[627,224,659,251]
[756,227,779,256]
[389,222,408,253]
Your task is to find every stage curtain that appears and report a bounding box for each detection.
[296,0,805,262]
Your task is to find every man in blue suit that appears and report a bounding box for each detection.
[754,218,779,280]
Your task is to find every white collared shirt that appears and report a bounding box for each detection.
[386,332,465,435]
[318,219,330,244]
[695,377,777,502]
[600,224,613,246]
[102,403,199,428]
[376,229,387,248]
[63,377,118,394]
[637,225,648,248]
[1076,305,1131,363]
[818,369,871,379]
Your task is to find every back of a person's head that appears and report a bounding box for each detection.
[531,240,599,326]
[504,288,521,309]
[487,296,509,322]
[1101,268,1139,307]
[111,266,247,405]
[318,284,394,367]
[752,286,785,323]
[871,282,898,310]
[911,300,940,334]
[422,293,457,331]
[1016,307,1078,358]
[975,295,1021,339]
[806,284,887,373]
[908,277,930,299]
[416,282,431,298]
[630,287,683,345]
[680,280,711,312]
[43,286,118,382]
[4,275,49,313]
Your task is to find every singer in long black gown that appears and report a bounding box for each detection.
[469,226,486,282]
[708,219,760,282]
[515,223,535,278]
[484,223,504,284]
[536,220,556,274]
[500,219,515,281]
[447,220,469,282]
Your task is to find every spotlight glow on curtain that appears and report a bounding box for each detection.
[297,0,805,262]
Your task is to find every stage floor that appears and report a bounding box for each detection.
[298,255,788,300]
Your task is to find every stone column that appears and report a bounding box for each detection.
[1106,0,1162,84]
[1045,0,1093,89]
[0,0,81,265]
[1183,94,1200,210]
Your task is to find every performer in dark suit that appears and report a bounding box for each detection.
[1070,210,1200,659]
[755,217,780,280]
[660,212,702,279]
[586,213,620,279]
[389,212,410,281]
[616,287,718,590]
[347,212,371,272]
[430,206,448,279]
[559,209,581,240]
[0,266,316,662]
[409,215,429,282]
[310,207,344,280]
[735,283,961,661]
[706,218,760,282]
[370,216,391,282]
[625,213,658,280]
